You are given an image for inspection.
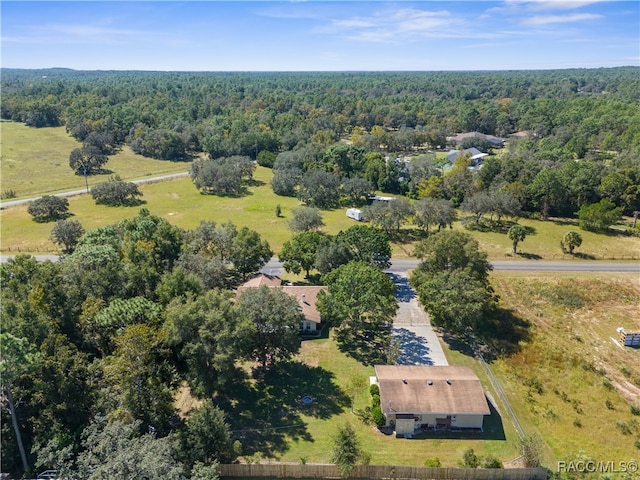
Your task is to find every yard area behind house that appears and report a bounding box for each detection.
[219,272,640,469]
[254,334,523,467]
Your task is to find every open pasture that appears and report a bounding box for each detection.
[0,122,188,199]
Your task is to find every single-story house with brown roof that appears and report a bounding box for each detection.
[237,274,325,333]
[374,365,490,436]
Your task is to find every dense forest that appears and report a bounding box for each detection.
[2,205,400,478]
[2,67,639,219]
[2,68,640,477]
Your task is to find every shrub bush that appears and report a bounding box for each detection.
[481,456,503,469]
[369,384,379,396]
[371,394,380,408]
[371,405,385,428]
[424,457,441,467]
[461,448,479,468]
[1,189,16,199]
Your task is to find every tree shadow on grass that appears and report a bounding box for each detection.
[572,252,596,260]
[516,252,543,260]
[245,178,266,188]
[550,217,578,227]
[390,227,425,244]
[477,308,532,361]
[440,331,475,357]
[440,307,531,361]
[222,360,349,458]
[335,328,391,366]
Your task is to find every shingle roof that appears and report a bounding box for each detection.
[280,286,324,324]
[451,131,503,145]
[238,273,282,288]
[375,365,490,415]
[237,276,325,324]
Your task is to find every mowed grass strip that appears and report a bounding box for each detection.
[487,271,640,463]
[0,122,189,199]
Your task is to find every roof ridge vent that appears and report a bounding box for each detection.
[446,379,451,385]
[402,378,407,384]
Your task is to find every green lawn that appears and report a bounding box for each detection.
[3,172,638,260]
[0,121,189,199]
[248,332,522,467]
[1,120,638,260]
[239,272,640,468]
[0,167,363,254]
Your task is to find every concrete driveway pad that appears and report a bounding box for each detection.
[389,273,448,366]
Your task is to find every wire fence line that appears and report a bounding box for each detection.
[473,341,526,440]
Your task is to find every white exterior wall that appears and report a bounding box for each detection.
[346,209,364,221]
[451,414,484,429]
[385,413,396,426]
[419,414,437,426]
[301,320,317,332]
[395,418,415,435]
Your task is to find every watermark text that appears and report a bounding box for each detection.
[558,460,638,474]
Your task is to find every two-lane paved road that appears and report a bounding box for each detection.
[0,171,189,208]
[2,255,639,274]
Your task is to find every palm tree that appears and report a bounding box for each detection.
[507,224,527,255]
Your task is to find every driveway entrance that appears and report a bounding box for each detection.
[390,273,448,366]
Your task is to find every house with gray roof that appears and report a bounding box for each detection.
[446,147,488,165]
[450,131,504,148]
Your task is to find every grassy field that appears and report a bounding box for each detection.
[2,164,639,258]
[0,121,188,199]
[1,121,638,259]
[0,168,364,254]
[487,271,640,464]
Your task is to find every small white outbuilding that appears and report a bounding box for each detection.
[346,208,364,221]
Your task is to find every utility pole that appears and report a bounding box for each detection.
[82,162,89,193]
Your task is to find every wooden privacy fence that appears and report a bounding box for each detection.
[219,463,548,480]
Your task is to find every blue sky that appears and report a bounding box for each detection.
[2,1,638,71]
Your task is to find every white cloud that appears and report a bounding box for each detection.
[320,7,473,43]
[504,0,610,10]
[522,12,602,24]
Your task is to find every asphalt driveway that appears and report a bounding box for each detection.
[390,273,449,366]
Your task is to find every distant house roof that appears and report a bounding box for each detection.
[509,131,530,139]
[375,365,490,416]
[237,276,326,325]
[451,131,503,147]
[447,148,489,164]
